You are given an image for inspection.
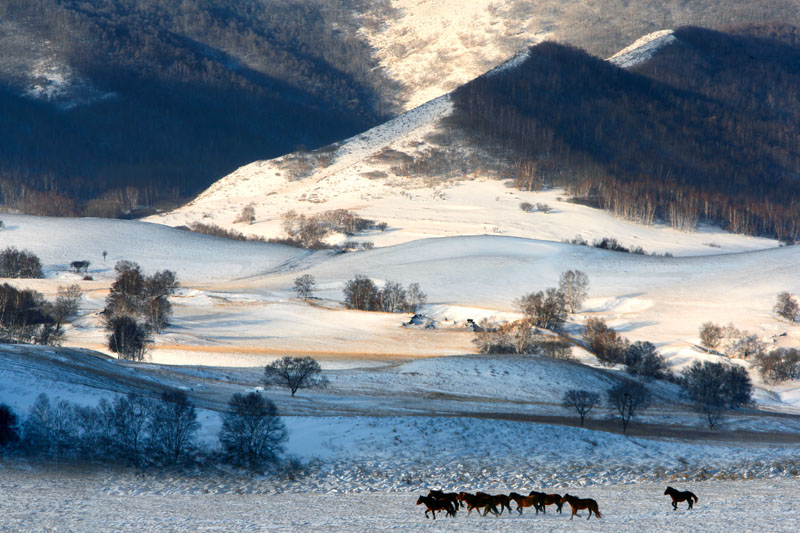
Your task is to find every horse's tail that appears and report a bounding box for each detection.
[691,493,698,504]
[594,506,602,519]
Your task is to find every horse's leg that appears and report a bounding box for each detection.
[672,500,677,511]
[588,508,593,520]
[687,499,693,510]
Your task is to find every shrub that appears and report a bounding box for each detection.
[0,247,44,278]
[519,201,534,212]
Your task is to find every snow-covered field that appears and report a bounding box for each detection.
[1,466,799,532]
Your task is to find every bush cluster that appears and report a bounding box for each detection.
[0,283,81,346]
[0,247,44,278]
[281,209,386,249]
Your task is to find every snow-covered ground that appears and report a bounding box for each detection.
[1,466,799,532]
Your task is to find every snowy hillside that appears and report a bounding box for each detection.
[2,214,799,406]
[149,28,781,260]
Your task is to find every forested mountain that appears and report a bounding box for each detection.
[450,24,800,241]
[0,0,395,216]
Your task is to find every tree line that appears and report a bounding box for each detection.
[0,355,332,473]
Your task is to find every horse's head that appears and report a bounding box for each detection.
[664,487,672,495]
[416,496,425,505]
[456,492,467,501]
[560,494,570,503]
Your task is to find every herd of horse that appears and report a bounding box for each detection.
[415,486,699,520]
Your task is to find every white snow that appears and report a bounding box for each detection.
[608,29,678,68]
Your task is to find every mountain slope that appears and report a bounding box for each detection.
[450,25,800,240]
[0,0,392,215]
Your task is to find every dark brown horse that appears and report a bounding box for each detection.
[508,492,543,514]
[456,492,500,517]
[427,490,462,510]
[475,492,512,515]
[416,495,456,519]
[560,494,602,520]
[529,491,564,513]
[664,487,698,510]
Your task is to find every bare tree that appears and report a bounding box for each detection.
[342,275,377,311]
[607,380,649,434]
[584,317,628,366]
[376,280,406,313]
[516,288,568,330]
[404,283,427,313]
[149,390,199,466]
[263,356,329,396]
[559,270,589,313]
[107,315,151,361]
[698,322,724,352]
[774,292,799,322]
[219,392,287,475]
[53,284,82,326]
[731,333,766,359]
[0,247,44,278]
[562,389,600,426]
[109,394,154,466]
[682,361,753,429]
[755,348,800,384]
[293,274,316,300]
